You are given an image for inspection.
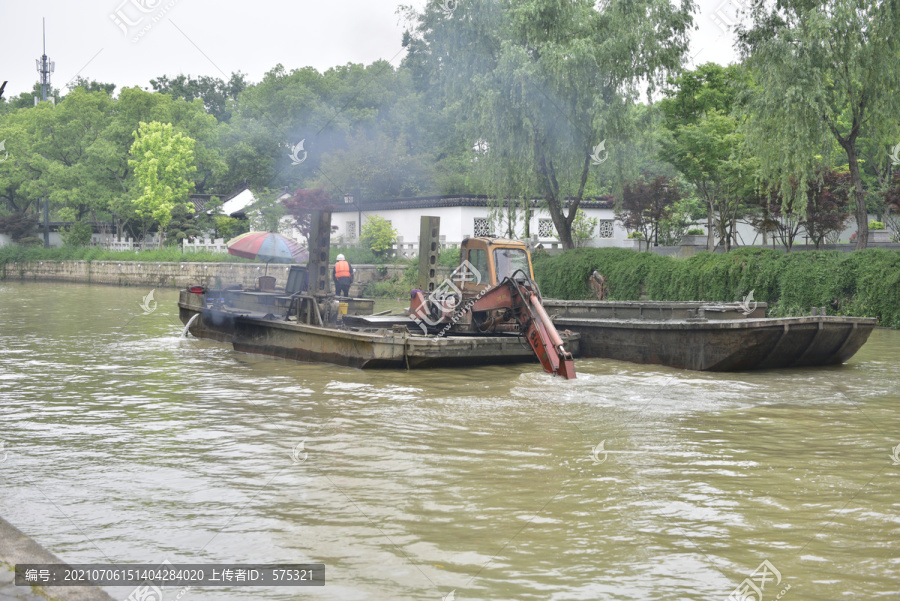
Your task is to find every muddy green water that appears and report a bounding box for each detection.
[1,282,898,601]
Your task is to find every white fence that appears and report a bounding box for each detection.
[182,238,229,253]
[91,234,160,251]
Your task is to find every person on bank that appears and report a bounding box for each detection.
[333,254,354,297]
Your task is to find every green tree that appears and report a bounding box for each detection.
[658,63,754,251]
[570,210,599,248]
[737,0,900,249]
[658,194,703,246]
[150,72,247,122]
[128,121,197,246]
[360,214,398,255]
[248,188,288,233]
[403,0,693,249]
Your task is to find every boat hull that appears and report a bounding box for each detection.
[544,300,876,371]
[178,290,580,370]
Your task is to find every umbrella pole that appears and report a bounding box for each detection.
[265,261,269,276]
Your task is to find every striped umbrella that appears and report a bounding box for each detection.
[227,232,309,273]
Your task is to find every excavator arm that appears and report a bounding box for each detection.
[471,274,576,379]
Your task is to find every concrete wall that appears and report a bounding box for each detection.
[0,260,420,295]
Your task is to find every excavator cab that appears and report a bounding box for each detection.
[410,231,575,379]
[457,238,535,296]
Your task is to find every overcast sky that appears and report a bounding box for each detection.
[0,0,746,99]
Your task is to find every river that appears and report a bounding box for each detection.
[1,281,898,600]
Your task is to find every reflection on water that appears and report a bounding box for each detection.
[1,282,899,600]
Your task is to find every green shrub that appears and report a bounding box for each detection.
[686,228,705,235]
[533,247,900,327]
[360,215,399,255]
[869,221,885,230]
[60,222,93,247]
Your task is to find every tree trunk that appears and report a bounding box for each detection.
[537,152,574,250]
[845,143,868,250]
[706,202,715,251]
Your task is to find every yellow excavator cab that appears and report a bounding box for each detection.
[457,238,535,295]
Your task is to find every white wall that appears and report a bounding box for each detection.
[330,205,629,250]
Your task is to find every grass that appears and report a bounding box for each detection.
[0,244,250,264]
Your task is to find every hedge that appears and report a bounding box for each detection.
[532,247,900,328]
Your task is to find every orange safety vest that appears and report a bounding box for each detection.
[334,260,351,279]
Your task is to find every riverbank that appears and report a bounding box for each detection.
[0,260,412,296]
[0,517,115,601]
[533,246,900,328]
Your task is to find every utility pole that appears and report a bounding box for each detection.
[36,18,55,248]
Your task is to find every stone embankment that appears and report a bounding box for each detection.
[1,261,414,295]
[0,517,115,601]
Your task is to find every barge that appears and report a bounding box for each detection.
[544,300,876,371]
[178,213,579,377]
[178,287,580,370]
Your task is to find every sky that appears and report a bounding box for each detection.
[0,0,748,99]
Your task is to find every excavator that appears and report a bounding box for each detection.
[407,236,576,379]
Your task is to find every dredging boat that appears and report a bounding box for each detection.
[179,213,579,377]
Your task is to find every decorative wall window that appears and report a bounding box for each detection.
[346,221,357,240]
[598,220,614,239]
[538,219,555,238]
[474,218,491,237]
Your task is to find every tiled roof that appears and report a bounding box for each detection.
[332,195,616,212]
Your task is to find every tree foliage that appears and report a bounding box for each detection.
[403,0,693,249]
[128,121,197,245]
[617,176,682,249]
[658,63,754,251]
[283,188,335,241]
[360,214,398,255]
[737,0,900,249]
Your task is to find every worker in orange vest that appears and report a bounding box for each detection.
[333,253,353,297]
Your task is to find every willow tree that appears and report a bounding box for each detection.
[737,0,900,249]
[402,0,693,249]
